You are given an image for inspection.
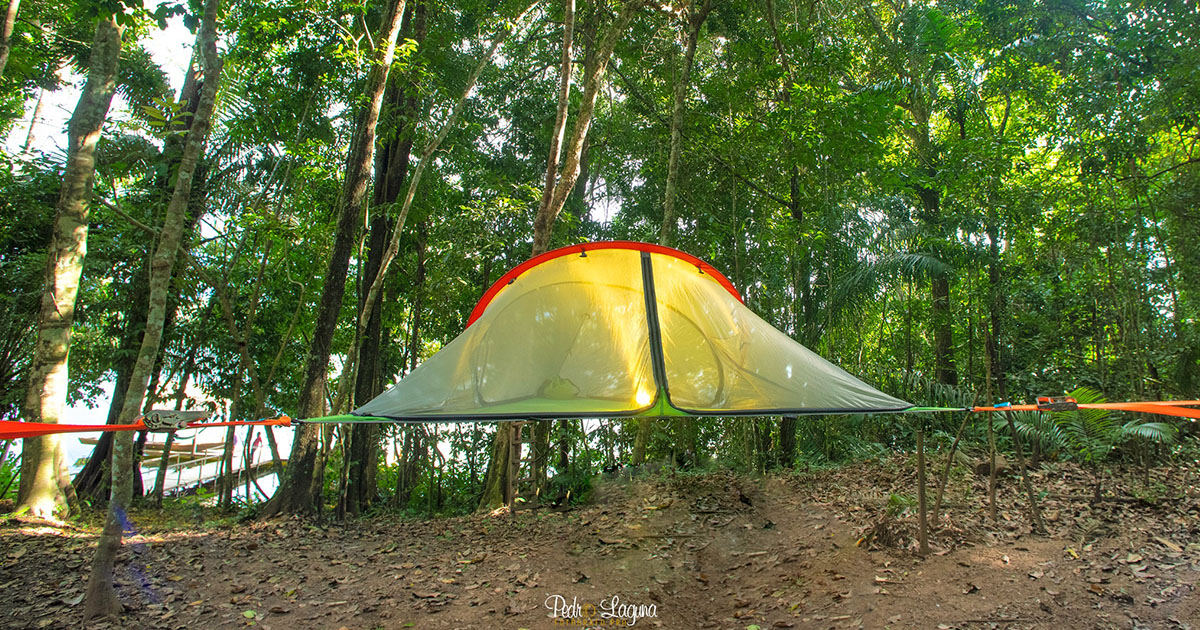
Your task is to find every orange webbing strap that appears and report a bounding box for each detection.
[188,416,293,429]
[1094,404,1200,420]
[1120,400,1200,406]
[0,420,146,439]
[0,415,292,440]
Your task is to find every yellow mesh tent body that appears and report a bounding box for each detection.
[353,242,911,420]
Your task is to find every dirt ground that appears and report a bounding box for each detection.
[3,457,1199,630]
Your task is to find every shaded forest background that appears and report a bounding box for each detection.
[1,0,1198,521]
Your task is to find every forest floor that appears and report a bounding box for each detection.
[3,455,1200,630]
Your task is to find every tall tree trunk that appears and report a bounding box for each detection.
[512,0,577,496]
[486,0,644,503]
[342,0,428,518]
[204,223,285,509]
[15,16,123,519]
[538,0,575,224]
[530,0,643,255]
[84,0,220,617]
[391,225,427,509]
[261,0,408,518]
[0,0,18,81]
[296,5,536,513]
[862,1,955,386]
[986,217,1005,399]
[22,79,48,154]
[659,0,711,247]
[339,3,531,409]
[651,0,711,469]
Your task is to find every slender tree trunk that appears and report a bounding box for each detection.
[983,330,998,521]
[653,0,711,467]
[22,80,47,154]
[219,423,237,507]
[343,1,428,517]
[74,50,206,502]
[340,4,531,406]
[0,0,18,81]
[916,426,929,555]
[537,0,574,223]
[519,0,645,485]
[262,0,408,518]
[309,6,537,512]
[391,227,427,509]
[204,231,278,509]
[530,0,644,255]
[16,16,123,519]
[109,0,220,478]
[862,3,955,386]
[484,1,642,501]
[659,0,711,247]
[920,181,955,387]
[84,0,220,616]
[986,219,1005,398]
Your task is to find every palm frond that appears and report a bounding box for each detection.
[1119,421,1177,444]
[117,45,172,120]
[903,371,974,408]
[841,251,954,291]
[1052,386,1114,463]
[997,409,1064,452]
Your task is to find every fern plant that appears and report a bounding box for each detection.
[1039,387,1177,501]
[1002,408,1064,466]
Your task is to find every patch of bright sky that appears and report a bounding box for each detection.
[4,6,194,155]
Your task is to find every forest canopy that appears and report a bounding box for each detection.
[0,0,1197,521]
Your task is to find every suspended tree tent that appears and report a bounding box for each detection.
[351,241,913,420]
[4,242,1198,440]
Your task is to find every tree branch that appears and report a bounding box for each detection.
[610,59,794,210]
[94,196,157,236]
[1118,157,1200,182]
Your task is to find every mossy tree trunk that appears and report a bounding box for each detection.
[16,14,123,519]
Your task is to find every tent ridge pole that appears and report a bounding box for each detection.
[640,252,671,406]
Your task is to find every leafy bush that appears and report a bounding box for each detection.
[1005,387,1178,499]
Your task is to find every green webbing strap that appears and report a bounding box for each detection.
[903,406,970,413]
[295,414,393,424]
